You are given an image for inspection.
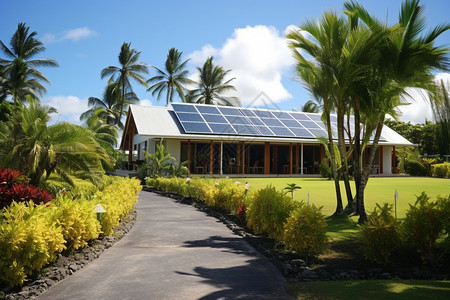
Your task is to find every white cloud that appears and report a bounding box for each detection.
[43,95,89,125]
[188,25,295,106]
[396,73,450,124]
[42,27,97,44]
[139,99,153,106]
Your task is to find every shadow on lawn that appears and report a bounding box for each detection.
[177,236,294,300]
[291,279,450,300]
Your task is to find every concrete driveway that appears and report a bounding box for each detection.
[38,191,294,300]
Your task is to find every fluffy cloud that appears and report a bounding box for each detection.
[396,73,450,124]
[139,99,153,107]
[43,95,89,124]
[42,27,97,44]
[188,25,295,106]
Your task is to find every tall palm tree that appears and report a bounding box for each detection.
[101,42,148,125]
[0,23,58,104]
[344,0,449,222]
[190,56,239,106]
[80,82,138,128]
[147,48,194,106]
[432,79,450,156]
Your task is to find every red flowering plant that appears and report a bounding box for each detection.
[0,168,54,209]
[236,204,247,222]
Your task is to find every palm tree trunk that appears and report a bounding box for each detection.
[353,98,366,223]
[326,110,343,215]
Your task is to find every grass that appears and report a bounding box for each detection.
[236,177,450,218]
[289,280,450,300]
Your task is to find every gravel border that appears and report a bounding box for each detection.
[0,209,137,300]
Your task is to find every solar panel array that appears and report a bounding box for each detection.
[172,103,385,141]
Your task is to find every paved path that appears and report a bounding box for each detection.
[38,191,294,300]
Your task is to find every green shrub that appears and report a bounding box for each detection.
[404,160,428,176]
[431,163,450,178]
[52,195,101,251]
[403,192,449,264]
[96,177,141,235]
[360,203,403,265]
[319,159,332,179]
[0,202,66,287]
[246,185,296,240]
[283,202,329,257]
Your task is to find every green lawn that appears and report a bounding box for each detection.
[289,280,450,300]
[236,177,450,218]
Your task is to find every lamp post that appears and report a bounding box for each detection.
[94,204,107,222]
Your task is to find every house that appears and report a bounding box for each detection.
[120,103,413,176]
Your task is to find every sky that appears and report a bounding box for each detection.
[1,0,450,125]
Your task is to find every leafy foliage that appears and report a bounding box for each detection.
[246,185,296,240]
[403,192,450,265]
[404,160,429,176]
[360,203,403,264]
[283,202,329,257]
[431,163,450,178]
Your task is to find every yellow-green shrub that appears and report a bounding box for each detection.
[0,202,66,287]
[360,203,402,265]
[52,195,101,250]
[96,177,141,235]
[283,202,329,257]
[432,163,450,178]
[246,185,296,240]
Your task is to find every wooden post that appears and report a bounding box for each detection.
[296,144,300,174]
[210,140,214,174]
[219,141,223,175]
[289,143,293,175]
[264,142,270,174]
[301,143,304,175]
[187,139,191,174]
[241,142,245,175]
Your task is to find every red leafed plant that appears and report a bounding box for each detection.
[0,168,54,209]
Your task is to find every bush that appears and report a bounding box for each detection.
[0,202,66,287]
[403,192,449,265]
[404,160,428,176]
[432,163,450,178]
[52,195,101,251]
[319,159,332,179]
[283,202,329,257]
[246,185,296,240]
[96,177,141,235]
[360,203,403,265]
[0,168,53,209]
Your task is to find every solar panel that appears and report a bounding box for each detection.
[255,126,275,136]
[301,120,321,129]
[225,115,251,125]
[307,114,322,121]
[218,107,241,116]
[209,123,236,134]
[272,111,293,119]
[261,118,283,127]
[253,110,274,118]
[176,112,204,122]
[290,112,312,121]
[270,127,295,137]
[280,119,302,128]
[181,122,211,133]
[308,129,328,138]
[197,106,220,114]
[234,124,260,135]
[290,128,315,138]
[172,103,197,112]
[248,117,264,126]
[203,114,227,123]
[240,109,256,117]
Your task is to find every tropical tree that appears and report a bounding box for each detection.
[147,48,194,106]
[344,0,449,222]
[140,141,175,178]
[100,42,148,125]
[0,100,110,186]
[0,23,58,104]
[432,79,450,156]
[80,82,138,129]
[189,56,239,106]
[301,100,320,113]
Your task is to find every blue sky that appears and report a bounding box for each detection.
[1,0,449,124]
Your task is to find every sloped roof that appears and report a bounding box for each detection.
[120,104,413,147]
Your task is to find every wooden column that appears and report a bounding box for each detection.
[210,140,214,174]
[296,144,300,174]
[219,141,223,175]
[379,145,383,174]
[241,142,245,175]
[289,143,293,175]
[194,143,197,173]
[264,142,270,174]
[128,134,133,167]
[187,139,191,174]
[301,143,304,175]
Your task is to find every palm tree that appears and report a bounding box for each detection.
[190,56,239,106]
[344,0,449,222]
[100,42,148,125]
[432,79,450,156]
[147,48,194,106]
[0,100,109,186]
[0,23,58,104]
[141,141,175,178]
[301,100,320,113]
[80,82,137,128]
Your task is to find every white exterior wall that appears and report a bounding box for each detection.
[165,139,181,162]
[382,146,393,174]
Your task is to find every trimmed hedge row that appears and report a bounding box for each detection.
[147,177,329,258]
[0,176,141,287]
